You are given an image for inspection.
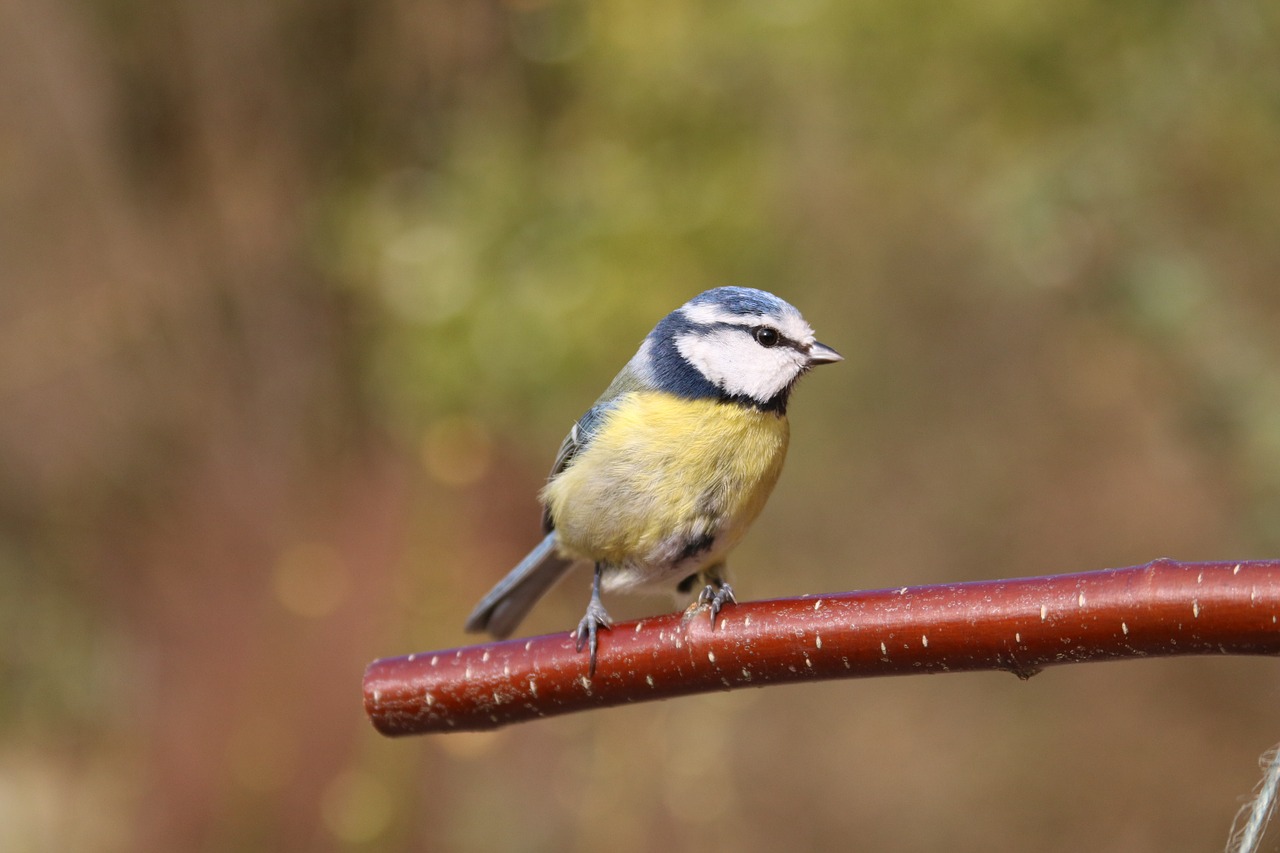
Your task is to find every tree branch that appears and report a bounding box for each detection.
[364,559,1280,736]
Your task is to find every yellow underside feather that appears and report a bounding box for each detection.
[542,392,790,587]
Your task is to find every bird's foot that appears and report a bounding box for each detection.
[696,582,737,629]
[573,598,614,677]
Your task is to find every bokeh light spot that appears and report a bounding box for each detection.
[435,730,505,760]
[273,542,350,618]
[378,223,476,325]
[422,416,494,487]
[320,768,394,844]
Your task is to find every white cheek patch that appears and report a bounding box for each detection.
[675,329,807,402]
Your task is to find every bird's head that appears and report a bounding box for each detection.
[637,287,842,413]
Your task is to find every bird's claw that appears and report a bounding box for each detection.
[573,599,614,677]
[697,582,737,629]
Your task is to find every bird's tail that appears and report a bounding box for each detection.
[463,532,577,639]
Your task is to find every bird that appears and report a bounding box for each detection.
[464,286,841,675]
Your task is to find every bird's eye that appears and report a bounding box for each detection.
[753,326,780,348]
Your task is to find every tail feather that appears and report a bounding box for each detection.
[464,532,577,639]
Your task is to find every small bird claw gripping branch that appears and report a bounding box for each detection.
[364,559,1280,736]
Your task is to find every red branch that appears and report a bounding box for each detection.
[364,559,1280,736]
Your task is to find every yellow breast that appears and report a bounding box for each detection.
[542,392,790,574]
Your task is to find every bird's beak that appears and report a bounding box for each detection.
[806,341,843,365]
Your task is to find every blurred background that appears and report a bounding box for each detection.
[3,1,1280,850]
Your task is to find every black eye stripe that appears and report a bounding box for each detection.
[692,319,804,351]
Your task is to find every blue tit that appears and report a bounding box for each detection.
[464,286,841,674]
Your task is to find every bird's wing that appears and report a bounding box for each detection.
[540,362,647,532]
[541,402,611,532]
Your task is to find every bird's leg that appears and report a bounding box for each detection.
[696,564,736,629]
[573,563,614,677]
